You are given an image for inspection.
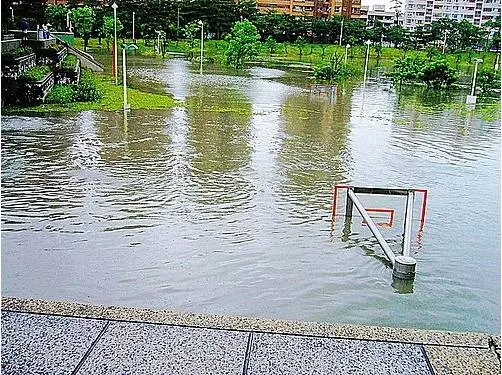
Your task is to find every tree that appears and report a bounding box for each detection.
[483,16,501,51]
[386,25,407,48]
[183,21,201,61]
[420,59,457,88]
[224,19,260,69]
[390,0,403,26]
[71,6,95,51]
[294,36,307,60]
[476,69,500,94]
[264,35,277,56]
[101,15,123,51]
[45,5,68,32]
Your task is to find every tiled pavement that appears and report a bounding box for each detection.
[1,297,500,374]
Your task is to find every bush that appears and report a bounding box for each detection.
[476,69,500,95]
[420,59,457,88]
[60,54,78,73]
[46,84,74,104]
[389,55,425,85]
[72,69,101,102]
[2,46,33,59]
[20,65,51,81]
[38,44,64,57]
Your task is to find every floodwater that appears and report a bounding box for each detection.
[2,59,500,334]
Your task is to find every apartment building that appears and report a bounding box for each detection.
[359,4,397,25]
[404,0,501,29]
[256,0,362,19]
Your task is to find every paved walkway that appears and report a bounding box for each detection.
[2,297,500,374]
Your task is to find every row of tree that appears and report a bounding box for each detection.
[2,0,500,53]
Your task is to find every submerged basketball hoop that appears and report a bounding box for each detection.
[332,185,428,282]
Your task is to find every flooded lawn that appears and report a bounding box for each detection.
[1,59,500,334]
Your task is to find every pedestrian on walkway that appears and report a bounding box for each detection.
[20,18,28,41]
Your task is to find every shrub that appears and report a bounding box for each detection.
[20,65,51,81]
[420,59,457,88]
[313,52,358,83]
[46,84,74,104]
[72,69,101,102]
[388,55,425,85]
[476,69,500,95]
[2,46,33,59]
[60,54,78,73]
[38,44,64,58]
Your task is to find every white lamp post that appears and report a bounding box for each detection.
[466,58,483,104]
[122,43,138,111]
[10,7,14,23]
[199,20,204,75]
[66,10,72,30]
[363,40,371,86]
[442,30,447,54]
[344,43,350,64]
[112,2,118,85]
[132,11,135,41]
[339,18,344,46]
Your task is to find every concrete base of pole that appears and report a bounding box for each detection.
[392,255,416,280]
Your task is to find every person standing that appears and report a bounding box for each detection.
[20,18,29,41]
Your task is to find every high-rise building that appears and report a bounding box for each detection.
[360,4,398,25]
[403,0,501,30]
[256,0,361,19]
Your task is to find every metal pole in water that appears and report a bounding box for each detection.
[402,190,414,257]
[347,189,395,266]
[345,189,354,221]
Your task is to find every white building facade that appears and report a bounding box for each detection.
[404,0,501,30]
[360,5,398,25]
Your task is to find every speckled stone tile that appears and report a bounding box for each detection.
[1,311,106,375]
[425,345,501,375]
[1,297,489,348]
[247,332,433,375]
[76,321,248,374]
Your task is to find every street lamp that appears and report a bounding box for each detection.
[466,58,483,104]
[339,18,344,46]
[66,10,72,30]
[122,43,138,111]
[199,20,204,75]
[132,11,135,41]
[344,44,350,64]
[442,30,447,54]
[9,7,14,23]
[112,2,118,85]
[363,40,371,86]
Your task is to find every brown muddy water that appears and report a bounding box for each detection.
[2,58,500,333]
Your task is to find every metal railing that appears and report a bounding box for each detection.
[333,185,429,282]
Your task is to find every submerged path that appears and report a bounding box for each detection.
[2,297,500,374]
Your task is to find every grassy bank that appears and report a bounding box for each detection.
[2,74,177,115]
[80,37,499,73]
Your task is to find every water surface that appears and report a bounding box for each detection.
[2,60,500,334]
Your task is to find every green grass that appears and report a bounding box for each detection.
[2,74,177,114]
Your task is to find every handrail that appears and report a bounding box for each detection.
[347,189,396,266]
[51,33,104,72]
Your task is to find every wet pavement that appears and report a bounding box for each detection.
[2,297,500,374]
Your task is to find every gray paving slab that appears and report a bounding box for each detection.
[1,311,106,375]
[77,321,249,375]
[247,332,433,375]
